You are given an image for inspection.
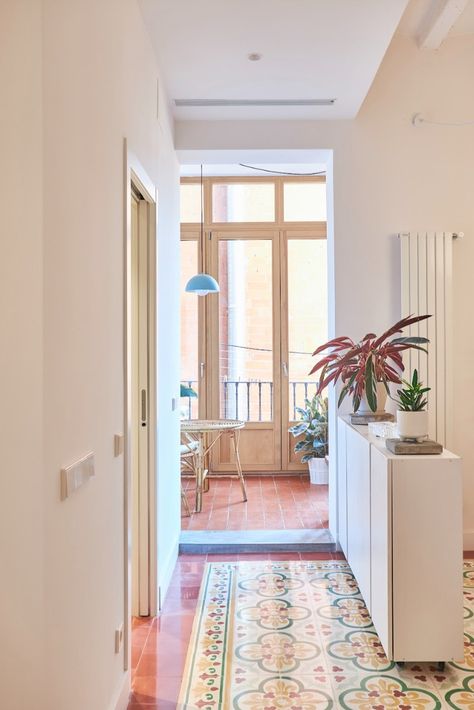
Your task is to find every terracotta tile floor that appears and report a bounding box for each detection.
[181,474,328,530]
[128,551,347,709]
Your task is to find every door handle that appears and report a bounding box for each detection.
[200,362,205,379]
[141,389,147,427]
[282,362,288,377]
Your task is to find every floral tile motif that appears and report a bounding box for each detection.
[327,630,395,672]
[339,674,441,709]
[238,571,304,598]
[236,631,321,673]
[233,675,333,710]
[310,571,360,597]
[445,675,474,709]
[452,634,474,672]
[238,598,311,630]
[178,560,474,709]
[317,597,373,629]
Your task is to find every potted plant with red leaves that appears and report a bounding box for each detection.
[309,314,430,415]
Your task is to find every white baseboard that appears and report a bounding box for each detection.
[158,533,180,611]
[109,670,130,710]
[464,529,474,551]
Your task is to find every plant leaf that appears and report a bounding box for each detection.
[365,355,377,412]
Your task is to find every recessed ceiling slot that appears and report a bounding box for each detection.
[174,98,336,107]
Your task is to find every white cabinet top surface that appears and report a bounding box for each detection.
[339,415,460,461]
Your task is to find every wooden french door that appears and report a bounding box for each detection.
[201,230,327,473]
[180,175,327,473]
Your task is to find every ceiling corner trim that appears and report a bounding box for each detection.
[417,0,469,49]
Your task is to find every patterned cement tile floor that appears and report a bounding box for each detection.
[181,475,328,531]
[129,552,474,709]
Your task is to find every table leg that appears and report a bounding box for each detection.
[195,433,204,513]
[231,429,247,502]
[203,432,210,493]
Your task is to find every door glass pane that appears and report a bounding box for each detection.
[219,240,273,420]
[180,184,201,222]
[284,182,327,221]
[213,183,275,222]
[180,239,199,418]
[288,239,327,419]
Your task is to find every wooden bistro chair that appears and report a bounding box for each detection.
[180,437,199,517]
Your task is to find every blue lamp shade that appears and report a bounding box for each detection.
[185,273,220,296]
[180,384,198,398]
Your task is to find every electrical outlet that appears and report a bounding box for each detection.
[115,624,124,654]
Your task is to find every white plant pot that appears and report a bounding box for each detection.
[308,457,328,485]
[356,381,388,414]
[396,410,429,442]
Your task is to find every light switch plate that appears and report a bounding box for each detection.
[60,452,95,501]
[114,434,124,457]
[115,623,124,654]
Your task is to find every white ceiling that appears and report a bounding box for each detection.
[139,0,410,121]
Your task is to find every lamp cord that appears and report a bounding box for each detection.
[239,163,325,176]
[200,164,204,270]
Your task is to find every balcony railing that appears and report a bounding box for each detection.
[180,379,319,421]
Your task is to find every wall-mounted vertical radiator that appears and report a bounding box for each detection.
[400,232,459,449]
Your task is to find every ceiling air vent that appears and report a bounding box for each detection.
[174,98,336,107]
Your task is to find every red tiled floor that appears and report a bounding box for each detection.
[181,474,328,530]
[128,551,345,708]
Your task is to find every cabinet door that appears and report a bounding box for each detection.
[337,418,348,556]
[370,446,392,658]
[346,426,371,610]
[392,458,464,661]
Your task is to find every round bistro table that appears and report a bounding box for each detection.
[180,419,247,513]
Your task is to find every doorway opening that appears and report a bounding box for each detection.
[179,164,331,546]
[124,147,158,670]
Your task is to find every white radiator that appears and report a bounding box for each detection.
[400,232,457,449]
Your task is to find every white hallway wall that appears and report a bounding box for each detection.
[1,1,181,709]
[176,33,474,548]
[43,1,180,708]
[0,2,45,709]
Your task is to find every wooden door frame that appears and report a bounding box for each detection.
[123,140,158,671]
[180,175,328,473]
[281,229,328,471]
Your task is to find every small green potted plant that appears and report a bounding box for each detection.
[395,369,431,442]
[289,395,328,484]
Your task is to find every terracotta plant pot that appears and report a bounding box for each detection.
[396,410,429,442]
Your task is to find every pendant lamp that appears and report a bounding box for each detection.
[184,164,220,296]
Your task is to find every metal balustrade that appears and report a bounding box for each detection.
[180,379,319,421]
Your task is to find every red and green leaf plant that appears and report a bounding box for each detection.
[309,314,431,413]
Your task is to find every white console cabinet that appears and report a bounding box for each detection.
[337,416,464,662]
